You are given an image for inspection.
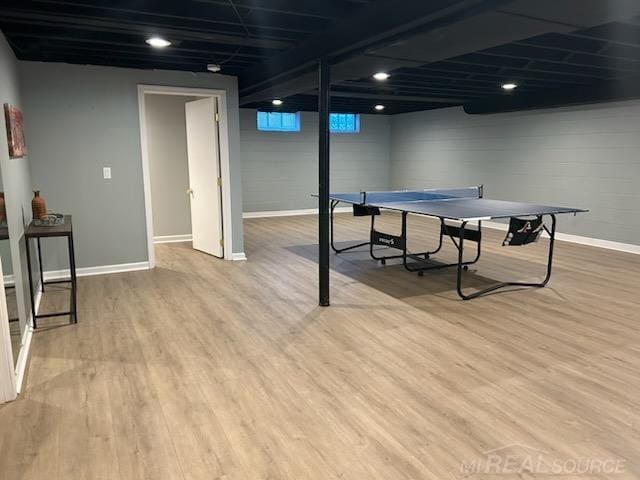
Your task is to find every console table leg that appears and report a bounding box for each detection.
[68,233,78,324]
[37,237,44,293]
[25,237,37,329]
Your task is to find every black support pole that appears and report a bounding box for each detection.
[318,57,331,306]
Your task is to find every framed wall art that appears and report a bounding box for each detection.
[4,103,27,158]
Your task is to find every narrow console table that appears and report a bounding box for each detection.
[25,215,77,329]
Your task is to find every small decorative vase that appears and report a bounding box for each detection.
[0,192,6,225]
[32,190,47,220]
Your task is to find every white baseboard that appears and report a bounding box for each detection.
[15,286,40,394]
[553,233,640,255]
[154,234,192,244]
[15,325,32,394]
[481,221,640,255]
[243,207,351,218]
[231,252,247,261]
[43,261,151,281]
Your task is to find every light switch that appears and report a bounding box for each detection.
[103,167,112,179]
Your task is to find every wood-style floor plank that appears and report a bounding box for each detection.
[0,212,639,479]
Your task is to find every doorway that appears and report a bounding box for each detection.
[137,86,233,267]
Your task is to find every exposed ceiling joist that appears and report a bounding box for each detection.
[25,0,322,34]
[3,31,267,60]
[566,31,640,49]
[193,0,360,20]
[311,90,466,104]
[0,9,293,49]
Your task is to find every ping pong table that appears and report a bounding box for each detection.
[328,185,586,299]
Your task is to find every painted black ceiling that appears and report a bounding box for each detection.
[0,0,372,75]
[245,13,640,114]
[2,1,640,114]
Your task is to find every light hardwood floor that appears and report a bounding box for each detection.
[1,212,639,479]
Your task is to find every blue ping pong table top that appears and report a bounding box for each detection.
[329,187,586,222]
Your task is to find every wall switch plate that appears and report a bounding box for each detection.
[103,167,112,179]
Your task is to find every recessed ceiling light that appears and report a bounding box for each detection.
[502,83,518,91]
[374,104,385,111]
[373,72,390,81]
[146,37,171,48]
[207,64,221,73]
[272,99,283,106]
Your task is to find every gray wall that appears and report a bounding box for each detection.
[19,61,244,271]
[145,94,195,238]
[0,33,33,335]
[240,109,391,212]
[390,104,640,245]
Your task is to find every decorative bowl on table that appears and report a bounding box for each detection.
[33,214,64,227]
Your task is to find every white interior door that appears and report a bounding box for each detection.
[185,97,223,258]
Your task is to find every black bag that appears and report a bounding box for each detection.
[353,204,380,217]
[503,216,544,246]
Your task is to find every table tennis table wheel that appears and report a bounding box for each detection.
[418,271,424,277]
[380,259,386,265]
[463,265,469,271]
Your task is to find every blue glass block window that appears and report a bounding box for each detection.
[257,111,301,132]
[330,113,360,133]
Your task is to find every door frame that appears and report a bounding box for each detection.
[137,85,233,267]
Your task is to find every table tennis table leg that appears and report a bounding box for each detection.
[330,200,370,253]
[431,218,446,258]
[403,219,481,273]
[372,212,446,265]
[331,204,450,264]
[369,213,406,264]
[456,215,557,300]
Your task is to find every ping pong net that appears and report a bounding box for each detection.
[354,186,481,205]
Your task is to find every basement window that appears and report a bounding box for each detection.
[257,111,301,132]
[330,113,360,133]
